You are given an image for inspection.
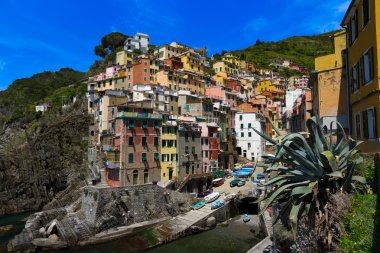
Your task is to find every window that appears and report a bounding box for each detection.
[248,132,252,137]
[248,143,251,149]
[133,170,138,185]
[185,132,189,142]
[185,105,190,112]
[239,115,243,121]
[142,120,148,129]
[142,136,147,146]
[144,77,147,81]
[363,108,377,139]
[154,153,159,161]
[351,63,359,92]
[128,137,134,146]
[162,140,167,147]
[129,120,135,129]
[192,147,195,154]
[128,153,134,163]
[142,153,147,161]
[240,123,244,129]
[362,48,374,85]
[363,0,370,28]
[185,146,189,154]
[205,139,208,145]
[154,121,160,129]
[248,123,252,129]
[171,154,176,161]
[154,137,159,146]
[355,113,361,139]
[241,132,244,137]
[205,150,208,158]
[128,75,131,80]
[349,10,358,45]
[143,169,149,184]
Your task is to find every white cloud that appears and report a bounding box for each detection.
[0,60,6,71]
[245,18,269,32]
[337,0,350,13]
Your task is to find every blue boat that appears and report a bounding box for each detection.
[192,201,206,210]
[243,214,251,223]
[211,200,224,209]
[232,167,254,178]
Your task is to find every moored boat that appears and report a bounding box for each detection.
[211,200,224,209]
[197,189,212,198]
[212,178,225,187]
[224,193,237,201]
[243,214,251,223]
[238,179,246,187]
[204,192,220,203]
[192,201,206,210]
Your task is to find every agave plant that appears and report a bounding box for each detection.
[252,116,366,233]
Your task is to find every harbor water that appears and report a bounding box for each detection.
[0,214,263,253]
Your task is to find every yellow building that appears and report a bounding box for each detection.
[341,0,380,143]
[222,53,240,67]
[212,71,228,86]
[213,61,238,75]
[256,79,273,92]
[160,121,178,185]
[179,49,204,74]
[312,30,349,129]
[116,51,134,66]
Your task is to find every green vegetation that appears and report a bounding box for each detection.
[0,68,85,127]
[137,228,159,246]
[254,117,365,250]
[340,194,376,253]
[233,30,339,70]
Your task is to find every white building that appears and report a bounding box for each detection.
[35,104,51,112]
[124,33,149,54]
[235,112,264,162]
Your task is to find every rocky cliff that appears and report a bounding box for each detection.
[0,111,90,216]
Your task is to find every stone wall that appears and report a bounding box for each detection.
[82,185,193,230]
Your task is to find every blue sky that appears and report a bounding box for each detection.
[0,0,350,90]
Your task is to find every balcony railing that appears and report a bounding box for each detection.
[117,111,162,120]
[178,123,201,132]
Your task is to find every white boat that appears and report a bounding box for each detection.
[224,193,237,201]
[204,192,220,203]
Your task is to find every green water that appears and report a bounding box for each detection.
[0,212,32,252]
[1,214,262,253]
[64,215,262,253]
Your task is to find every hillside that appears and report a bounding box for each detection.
[0,68,86,126]
[233,30,339,71]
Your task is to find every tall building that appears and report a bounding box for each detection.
[341,0,379,142]
[234,112,264,162]
[311,30,349,129]
[124,33,150,54]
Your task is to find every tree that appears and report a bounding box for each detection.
[101,32,127,52]
[94,45,108,58]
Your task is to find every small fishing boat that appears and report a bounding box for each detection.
[238,180,246,187]
[192,201,206,210]
[211,200,224,210]
[243,214,251,223]
[197,189,212,198]
[224,193,237,201]
[204,192,220,203]
[212,178,225,187]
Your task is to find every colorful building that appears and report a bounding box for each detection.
[341,0,380,142]
[160,116,178,186]
[311,30,349,129]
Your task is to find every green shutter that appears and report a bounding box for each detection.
[128,153,134,163]
[129,120,135,129]
[142,153,147,161]
[154,153,159,161]
[142,121,148,129]
[154,121,160,129]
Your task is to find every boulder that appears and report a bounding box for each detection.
[31,238,68,250]
[46,219,57,235]
[206,216,216,227]
[48,234,59,241]
[0,224,13,234]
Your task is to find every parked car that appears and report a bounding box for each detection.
[230,179,239,187]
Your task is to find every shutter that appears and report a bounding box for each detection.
[363,110,368,139]
[374,107,377,138]
[359,56,364,87]
[350,66,354,92]
[355,10,358,40]
[369,47,374,81]
[348,22,352,46]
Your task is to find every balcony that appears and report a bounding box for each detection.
[101,129,115,136]
[178,123,201,132]
[106,161,121,169]
[117,111,162,120]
